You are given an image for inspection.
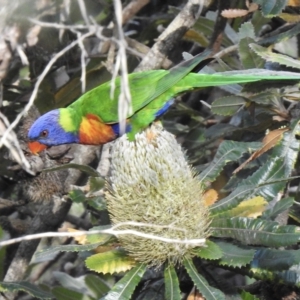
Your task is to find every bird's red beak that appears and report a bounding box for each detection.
[28,141,47,155]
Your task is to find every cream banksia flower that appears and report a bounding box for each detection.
[106,123,210,267]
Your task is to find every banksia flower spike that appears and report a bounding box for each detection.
[106,123,210,267]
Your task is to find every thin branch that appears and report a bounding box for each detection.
[213,44,238,59]
[77,0,91,26]
[76,31,88,93]
[122,0,150,24]
[0,222,207,248]
[28,18,92,30]
[113,0,132,135]
[0,113,32,173]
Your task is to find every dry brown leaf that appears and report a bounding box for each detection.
[221,9,249,18]
[247,2,259,12]
[279,13,300,23]
[288,0,300,6]
[183,29,209,47]
[203,189,219,206]
[187,286,205,300]
[273,115,289,122]
[233,127,289,174]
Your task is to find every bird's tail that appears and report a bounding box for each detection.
[175,69,300,92]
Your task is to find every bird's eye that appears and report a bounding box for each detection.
[40,130,48,138]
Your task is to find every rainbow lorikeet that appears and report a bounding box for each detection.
[27,50,300,153]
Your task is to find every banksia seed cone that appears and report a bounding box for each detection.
[106,123,210,267]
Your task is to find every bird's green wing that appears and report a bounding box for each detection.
[70,50,212,123]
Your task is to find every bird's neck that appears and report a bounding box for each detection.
[59,107,80,132]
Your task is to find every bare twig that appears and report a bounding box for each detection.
[213,44,238,59]
[0,113,32,174]
[28,18,92,30]
[0,221,207,248]
[122,0,150,24]
[112,0,132,135]
[76,31,88,93]
[77,0,90,26]
[208,0,231,53]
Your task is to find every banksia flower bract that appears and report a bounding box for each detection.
[106,123,210,267]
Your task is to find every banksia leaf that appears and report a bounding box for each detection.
[103,263,146,300]
[215,241,256,268]
[183,258,225,300]
[164,265,181,300]
[0,282,53,299]
[85,250,136,274]
[197,240,223,260]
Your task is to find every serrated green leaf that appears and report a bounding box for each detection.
[251,248,300,271]
[211,217,300,247]
[43,163,100,177]
[211,95,246,116]
[250,265,300,285]
[250,259,300,285]
[196,240,223,260]
[249,90,279,105]
[273,264,300,285]
[183,258,225,300]
[250,44,300,70]
[238,22,256,40]
[204,123,239,140]
[52,286,92,300]
[215,241,256,268]
[85,274,110,298]
[164,265,181,300]
[239,38,265,69]
[253,0,288,16]
[103,263,146,300]
[241,290,260,300]
[85,249,136,274]
[0,281,53,299]
[262,197,294,220]
[199,141,261,183]
[259,23,300,46]
[34,240,111,263]
[271,119,300,171]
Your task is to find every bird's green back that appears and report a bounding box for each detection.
[68,50,211,123]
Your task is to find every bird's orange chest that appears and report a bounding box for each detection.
[79,114,116,145]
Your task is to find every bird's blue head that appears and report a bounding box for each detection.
[28,109,79,147]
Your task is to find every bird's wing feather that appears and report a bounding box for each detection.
[70,49,211,123]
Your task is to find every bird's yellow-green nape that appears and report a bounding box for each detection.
[58,108,78,133]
